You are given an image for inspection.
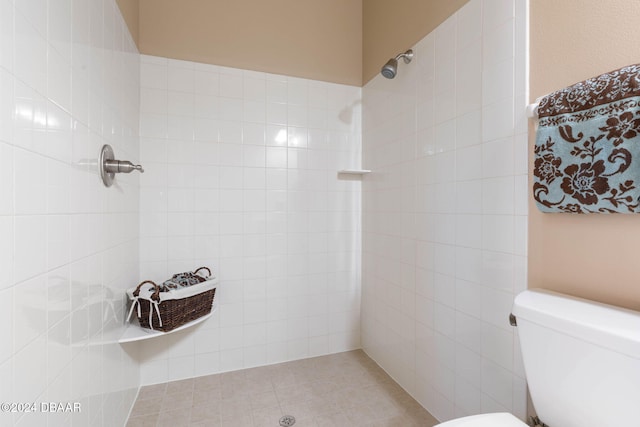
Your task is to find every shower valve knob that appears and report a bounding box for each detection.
[104,159,144,174]
[100,144,144,187]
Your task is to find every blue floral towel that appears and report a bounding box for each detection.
[534,64,640,213]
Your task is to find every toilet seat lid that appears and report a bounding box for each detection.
[435,412,528,427]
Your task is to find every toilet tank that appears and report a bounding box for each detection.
[512,289,640,427]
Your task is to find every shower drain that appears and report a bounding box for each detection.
[279,415,296,426]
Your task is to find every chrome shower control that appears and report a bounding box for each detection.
[104,159,144,174]
[100,144,144,187]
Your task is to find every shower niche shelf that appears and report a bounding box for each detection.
[119,302,218,343]
[337,169,371,175]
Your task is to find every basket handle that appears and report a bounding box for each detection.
[194,266,211,278]
[132,280,161,302]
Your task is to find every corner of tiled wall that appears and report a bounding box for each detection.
[0,0,141,425]
[361,0,528,422]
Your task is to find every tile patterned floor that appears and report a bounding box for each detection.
[126,350,440,427]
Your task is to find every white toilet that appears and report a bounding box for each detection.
[436,288,640,427]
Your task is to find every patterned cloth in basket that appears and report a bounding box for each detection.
[159,266,211,291]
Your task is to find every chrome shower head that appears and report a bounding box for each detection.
[380,49,414,79]
[381,58,398,79]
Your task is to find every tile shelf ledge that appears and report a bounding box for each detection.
[119,303,217,343]
[337,169,371,175]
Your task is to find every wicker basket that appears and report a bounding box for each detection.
[126,267,218,332]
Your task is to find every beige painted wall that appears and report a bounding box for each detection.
[116,0,139,45]
[117,0,469,86]
[362,0,468,84]
[529,0,640,310]
[118,0,470,86]
[137,0,362,86]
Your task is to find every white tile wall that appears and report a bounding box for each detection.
[361,0,528,422]
[0,0,140,425]
[137,56,363,385]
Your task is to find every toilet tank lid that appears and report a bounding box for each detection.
[513,289,640,358]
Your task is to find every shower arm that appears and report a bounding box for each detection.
[395,50,414,64]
